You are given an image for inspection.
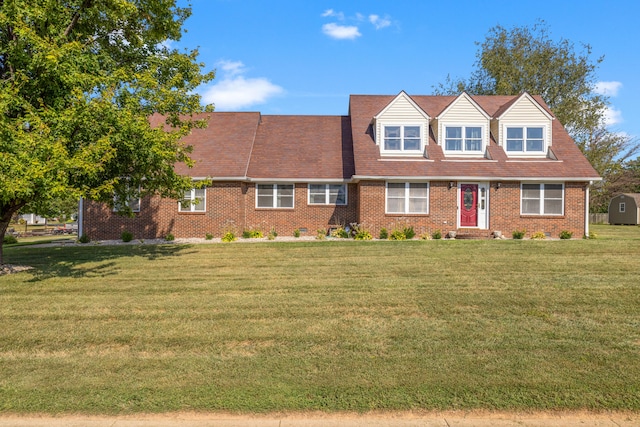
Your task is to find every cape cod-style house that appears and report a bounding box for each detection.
[81,91,601,239]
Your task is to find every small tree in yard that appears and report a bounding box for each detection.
[0,0,214,264]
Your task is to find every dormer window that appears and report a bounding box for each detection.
[506,127,545,153]
[445,126,482,153]
[383,125,422,152]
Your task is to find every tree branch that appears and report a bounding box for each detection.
[63,0,94,38]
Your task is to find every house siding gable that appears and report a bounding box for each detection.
[436,95,490,153]
[496,96,553,151]
[374,93,429,148]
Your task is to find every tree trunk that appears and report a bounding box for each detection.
[0,217,9,266]
[0,205,21,266]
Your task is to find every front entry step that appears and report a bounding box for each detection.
[454,229,492,240]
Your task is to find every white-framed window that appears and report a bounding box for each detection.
[113,187,141,213]
[308,184,347,205]
[444,126,483,152]
[386,182,429,214]
[179,188,206,212]
[619,202,626,213]
[521,183,564,215]
[256,184,294,208]
[383,125,422,152]
[506,126,545,153]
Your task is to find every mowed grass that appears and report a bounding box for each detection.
[1,225,639,414]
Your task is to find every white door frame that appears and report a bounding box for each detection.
[457,182,490,229]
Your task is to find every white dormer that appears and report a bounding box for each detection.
[494,92,554,158]
[373,91,429,157]
[435,92,491,157]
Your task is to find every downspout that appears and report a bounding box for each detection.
[585,181,591,237]
[78,197,84,238]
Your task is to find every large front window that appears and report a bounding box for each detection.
[383,125,422,152]
[445,126,482,152]
[179,188,206,212]
[308,184,347,205]
[386,182,429,214]
[507,127,545,153]
[257,184,294,208]
[521,183,563,215]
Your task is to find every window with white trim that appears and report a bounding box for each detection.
[383,125,422,152]
[257,184,294,208]
[506,127,545,153]
[308,184,347,205]
[113,187,141,213]
[521,183,564,215]
[445,126,483,152]
[619,202,626,213]
[179,188,206,212]
[386,182,429,214]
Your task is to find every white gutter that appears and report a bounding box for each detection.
[352,175,602,182]
[585,181,592,237]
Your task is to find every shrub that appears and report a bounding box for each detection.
[531,231,546,240]
[559,230,573,240]
[243,229,263,239]
[267,227,278,240]
[222,231,236,242]
[512,229,526,239]
[389,229,406,240]
[3,234,18,245]
[121,231,133,242]
[431,229,442,240]
[293,228,301,238]
[379,228,388,240]
[419,232,432,240]
[165,234,175,241]
[205,233,214,240]
[316,229,326,240]
[331,227,349,238]
[404,226,415,240]
[78,233,90,244]
[351,224,372,240]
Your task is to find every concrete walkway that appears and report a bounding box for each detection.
[0,412,637,427]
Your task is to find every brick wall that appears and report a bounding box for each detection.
[83,180,588,240]
[83,182,359,240]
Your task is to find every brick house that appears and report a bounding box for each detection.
[81,91,601,239]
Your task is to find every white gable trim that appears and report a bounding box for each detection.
[373,91,429,121]
[436,92,491,120]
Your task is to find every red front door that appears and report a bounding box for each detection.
[460,184,478,227]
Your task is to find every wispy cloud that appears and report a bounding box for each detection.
[369,14,391,30]
[321,9,344,20]
[200,60,284,110]
[603,107,623,126]
[594,81,622,97]
[322,23,361,40]
[321,10,392,40]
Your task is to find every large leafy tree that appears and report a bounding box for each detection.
[435,21,638,211]
[0,0,214,263]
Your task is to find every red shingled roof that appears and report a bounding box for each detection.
[247,115,354,180]
[348,94,600,180]
[155,93,599,182]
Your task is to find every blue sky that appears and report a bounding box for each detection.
[174,0,639,139]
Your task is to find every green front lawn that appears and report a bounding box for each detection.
[1,225,639,413]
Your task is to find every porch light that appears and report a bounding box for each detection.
[449,181,455,189]
[496,182,501,189]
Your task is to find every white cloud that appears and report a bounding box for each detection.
[200,61,284,110]
[603,106,623,126]
[594,81,623,97]
[369,14,391,30]
[321,9,344,20]
[322,23,361,40]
